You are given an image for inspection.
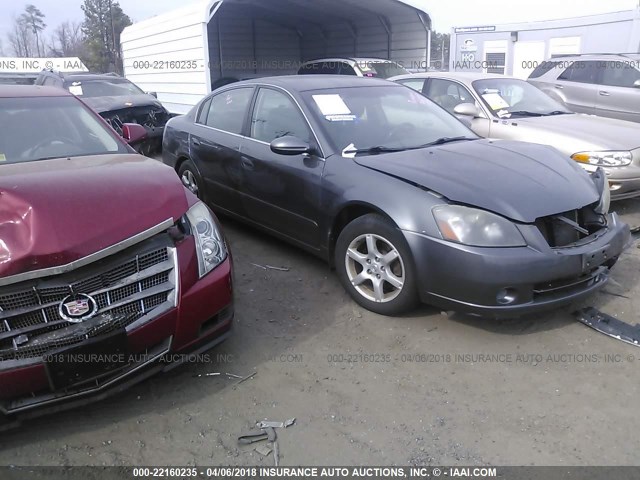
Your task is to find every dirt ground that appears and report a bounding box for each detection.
[1,199,640,467]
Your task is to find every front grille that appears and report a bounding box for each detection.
[535,208,605,248]
[0,234,176,362]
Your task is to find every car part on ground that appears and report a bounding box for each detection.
[163,75,630,317]
[0,85,233,425]
[391,71,640,201]
[34,70,169,155]
[575,307,640,347]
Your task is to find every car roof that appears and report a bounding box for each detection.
[227,74,397,92]
[392,71,509,82]
[301,57,399,65]
[0,85,73,98]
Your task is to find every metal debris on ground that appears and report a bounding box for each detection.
[238,418,295,466]
[193,372,243,379]
[235,371,257,385]
[255,444,272,457]
[575,307,640,347]
[250,263,290,272]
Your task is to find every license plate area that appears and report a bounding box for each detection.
[582,245,610,273]
[45,329,130,391]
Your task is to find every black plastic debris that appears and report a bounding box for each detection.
[575,307,640,347]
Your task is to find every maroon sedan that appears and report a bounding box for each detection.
[0,86,233,426]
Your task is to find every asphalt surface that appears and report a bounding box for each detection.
[1,196,640,467]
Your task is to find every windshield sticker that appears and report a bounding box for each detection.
[341,143,357,158]
[312,94,352,116]
[496,109,510,118]
[68,84,83,96]
[325,114,356,122]
[0,153,5,162]
[482,93,509,110]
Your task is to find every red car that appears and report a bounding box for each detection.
[0,86,233,427]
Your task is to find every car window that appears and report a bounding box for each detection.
[558,61,598,84]
[205,87,254,134]
[0,96,127,164]
[250,88,311,143]
[528,61,561,79]
[340,63,358,76]
[425,79,474,113]
[43,77,57,86]
[303,85,477,153]
[600,62,640,88]
[196,98,212,124]
[398,79,426,93]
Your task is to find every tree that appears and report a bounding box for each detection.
[8,15,36,57]
[49,21,86,58]
[20,4,47,57]
[81,0,131,73]
[0,39,5,56]
[430,31,450,70]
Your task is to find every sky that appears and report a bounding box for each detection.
[1,0,639,54]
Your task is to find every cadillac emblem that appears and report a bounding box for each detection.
[58,293,99,323]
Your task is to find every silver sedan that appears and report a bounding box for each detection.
[390,72,640,200]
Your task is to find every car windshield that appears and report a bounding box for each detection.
[358,61,409,79]
[0,96,128,164]
[63,78,145,97]
[472,78,572,117]
[303,85,478,154]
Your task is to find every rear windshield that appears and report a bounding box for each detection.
[528,61,561,79]
[357,61,409,79]
[63,78,145,97]
[0,96,128,164]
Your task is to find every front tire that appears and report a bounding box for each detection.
[335,214,419,316]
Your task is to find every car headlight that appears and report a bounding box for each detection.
[185,201,227,277]
[571,151,632,167]
[432,205,526,247]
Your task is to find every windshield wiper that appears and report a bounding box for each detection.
[506,110,547,117]
[343,145,411,156]
[421,136,477,147]
[546,110,572,116]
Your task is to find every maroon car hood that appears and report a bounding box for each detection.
[0,154,189,279]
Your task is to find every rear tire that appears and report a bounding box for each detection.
[335,214,419,316]
[178,160,204,200]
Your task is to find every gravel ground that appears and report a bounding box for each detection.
[1,198,640,467]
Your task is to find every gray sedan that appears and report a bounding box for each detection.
[391,72,640,200]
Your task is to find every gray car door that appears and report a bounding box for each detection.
[553,61,599,114]
[594,62,640,122]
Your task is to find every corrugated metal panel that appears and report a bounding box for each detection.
[121,0,430,114]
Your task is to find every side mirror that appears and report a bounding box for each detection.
[122,123,148,145]
[453,103,480,117]
[633,80,640,88]
[148,91,158,98]
[270,136,312,156]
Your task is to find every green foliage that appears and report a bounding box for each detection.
[81,0,131,73]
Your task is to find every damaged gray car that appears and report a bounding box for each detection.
[162,76,631,317]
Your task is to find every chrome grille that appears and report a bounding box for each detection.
[0,234,176,362]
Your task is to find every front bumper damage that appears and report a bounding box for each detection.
[405,212,631,318]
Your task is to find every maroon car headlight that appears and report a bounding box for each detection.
[185,201,228,277]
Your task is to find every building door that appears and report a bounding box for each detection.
[512,41,546,79]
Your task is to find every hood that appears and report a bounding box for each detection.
[81,95,164,114]
[354,139,599,223]
[510,113,640,154]
[0,155,189,279]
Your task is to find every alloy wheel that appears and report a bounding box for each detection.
[181,170,199,197]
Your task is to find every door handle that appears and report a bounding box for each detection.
[554,84,563,89]
[192,137,201,146]
[241,157,255,170]
[599,91,611,96]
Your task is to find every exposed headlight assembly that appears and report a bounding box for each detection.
[433,205,526,247]
[571,151,632,167]
[185,201,227,277]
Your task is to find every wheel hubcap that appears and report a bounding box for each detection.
[181,170,199,196]
[345,233,405,303]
